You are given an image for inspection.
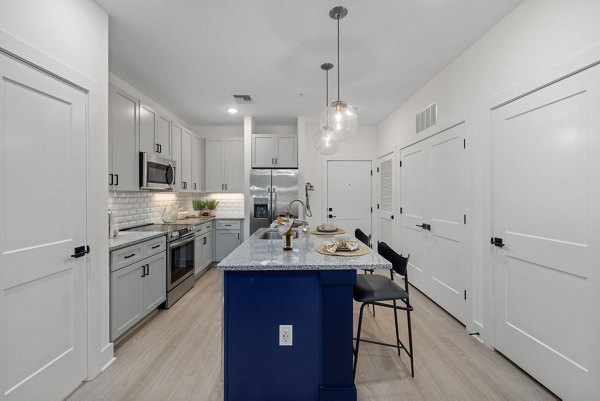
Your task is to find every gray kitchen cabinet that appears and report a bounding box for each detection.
[172,122,183,189]
[251,133,297,168]
[205,138,244,192]
[192,135,204,192]
[110,237,166,341]
[109,85,139,190]
[181,129,193,191]
[194,221,214,275]
[139,104,172,159]
[215,220,242,261]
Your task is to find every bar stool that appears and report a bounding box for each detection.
[353,242,414,378]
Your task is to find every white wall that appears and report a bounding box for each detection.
[0,0,111,379]
[378,0,600,342]
[192,125,243,138]
[304,126,379,236]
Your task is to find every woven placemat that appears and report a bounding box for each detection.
[309,228,346,236]
[315,244,370,257]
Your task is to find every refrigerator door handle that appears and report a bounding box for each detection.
[271,187,277,221]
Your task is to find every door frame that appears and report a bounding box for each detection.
[480,45,600,349]
[396,112,474,333]
[0,29,114,382]
[322,158,373,237]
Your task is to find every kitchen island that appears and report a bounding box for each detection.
[218,227,391,401]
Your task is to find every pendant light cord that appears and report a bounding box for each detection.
[337,16,340,101]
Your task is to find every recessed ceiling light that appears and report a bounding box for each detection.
[226,107,238,114]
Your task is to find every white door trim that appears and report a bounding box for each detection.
[0,29,113,381]
[478,44,600,349]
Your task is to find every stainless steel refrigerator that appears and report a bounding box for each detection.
[250,169,299,235]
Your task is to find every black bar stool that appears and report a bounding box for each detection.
[352,242,414,378]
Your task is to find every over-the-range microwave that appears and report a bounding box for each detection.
[139,152,176,191]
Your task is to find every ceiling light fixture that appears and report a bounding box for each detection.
[226,107,238,114]
[320,6,358,141]
[315,62,340,155]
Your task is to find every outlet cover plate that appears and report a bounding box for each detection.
[279,324,293,346]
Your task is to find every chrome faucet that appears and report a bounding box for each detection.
[286,199,308,232]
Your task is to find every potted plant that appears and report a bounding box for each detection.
[192,199,206,217]
[206,199,219,216]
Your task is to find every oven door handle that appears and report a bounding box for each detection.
[169,234,195,249]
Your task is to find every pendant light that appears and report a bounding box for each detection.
[315,62,340,155]
[319,6,358,141]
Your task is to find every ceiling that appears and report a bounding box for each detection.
[94,0,522,126]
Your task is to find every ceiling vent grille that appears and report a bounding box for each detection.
[233,94,254,104]
[416,102,437,134]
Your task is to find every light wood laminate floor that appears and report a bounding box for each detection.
[68,268,558,401]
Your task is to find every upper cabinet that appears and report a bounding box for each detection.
[109,85,140,191]
[251,133,297,168]
[192,136,204,192]
[205,138,243,192]
[181,129,193,191]
[140,104,171,159]
[171,122,183,190]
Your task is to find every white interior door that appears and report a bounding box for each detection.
[0,52,87,400]
[426,124,468,323]
[400,142,428,291]
[378,154,394,245]
[327,160,372,236]
[492,65,600,400]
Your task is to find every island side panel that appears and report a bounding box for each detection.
[319,270,357,401]
[224,270,321,401]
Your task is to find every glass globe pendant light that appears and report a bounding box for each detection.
[319,6,358,141]
[315,62,341,155]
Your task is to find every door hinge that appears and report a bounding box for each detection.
[371,207,373,213]
[400,207,403,214]
[464,290,467,300]
[370,170,373,176]
[377,204,380,209]
[463,138,466,149]
[399,160,402,167]
[377,167,380,173]
[464,214,467,224]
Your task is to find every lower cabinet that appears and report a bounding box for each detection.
[110,241,166,341]
[216,220,242,261]
[194,231,214,275]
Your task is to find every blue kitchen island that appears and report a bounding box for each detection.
[218,228,390,401]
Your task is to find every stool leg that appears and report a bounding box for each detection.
[407,306,414,377]
[353,303,367,379]
[392,300,401,356]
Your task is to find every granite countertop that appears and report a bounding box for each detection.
[218,227,391,271]
[109,231,166,251]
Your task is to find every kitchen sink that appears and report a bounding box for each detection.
[259,229,300,240]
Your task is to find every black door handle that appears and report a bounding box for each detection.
[71,245,90,258]
[425,224,431,231]
[328,214,337,218]
[114,174,119,186]
[490,237,505,247]
[416,224,426,229]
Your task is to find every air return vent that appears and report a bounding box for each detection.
[416,102,437,134]
[233,94,254,104]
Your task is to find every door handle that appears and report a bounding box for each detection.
[328,214,336,218]
[124,253,136,259]
[416,224,426,229]
[158,144,162,153]
[155,143,160,153]
[71,245,90,258]
[114,174,119,186]
[146,264,150,276]
[490,237,505,247]
[141,264,146,277]
[151,244,160,249]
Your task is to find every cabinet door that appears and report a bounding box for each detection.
[172,123,183,190]
[156,114,172,158]
[194,235,204,275]
[110,261,144,340]
[205,139,224,192]
[192,136,203,192]
[110,86,139,191]
[224,138,244,192]
[139,104,157,154]
[142,253,166,314]
[181,129,193,191]
[275,135,297,168]
[252,134,275,168]
[216,230,241,261]
[204,232,214,267]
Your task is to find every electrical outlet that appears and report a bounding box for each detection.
[279,325,293,346]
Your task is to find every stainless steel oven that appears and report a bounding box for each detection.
[165,231,195,308]
[140,152,175,190]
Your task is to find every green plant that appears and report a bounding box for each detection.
[206,199,219,210]
[192,199,206,211]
